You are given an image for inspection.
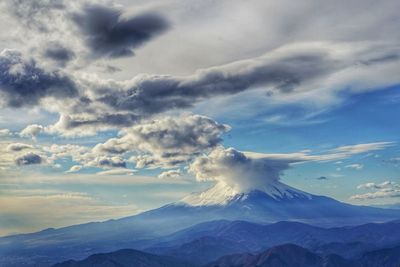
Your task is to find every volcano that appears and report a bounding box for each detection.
[139,180,400,230]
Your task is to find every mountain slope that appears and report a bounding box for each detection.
[52,249,195,267]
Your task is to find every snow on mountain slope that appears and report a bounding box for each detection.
[181,181,312,206]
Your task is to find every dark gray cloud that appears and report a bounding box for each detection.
[97,157,126,168]
[13,41,400,136]
[71,4,169,58]
[7,143,33,152]
[103,65,122,73]
[15,152,43,166]
[0,50,78,107]
[49,46,339,134]
[44,42,75,66]
[98,50,335,114]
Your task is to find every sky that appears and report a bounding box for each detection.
[0,0,400,236]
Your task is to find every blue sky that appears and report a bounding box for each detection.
[0,0,400,235]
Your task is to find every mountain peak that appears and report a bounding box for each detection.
[180,181,312,206]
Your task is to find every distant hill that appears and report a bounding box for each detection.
[52,249,194,267]
[206,243,400,267]
[145,219,400,264]
[358,245,400,267]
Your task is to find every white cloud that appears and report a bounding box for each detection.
[96,168,136,176]
[158,169,182,179]
[189,147,291,192]
[0,128,11,136]
[244,142,394,163]
[351,181,400,200]
[332,142,394,154]
[345,163,364,170]
[66,165,82,173]
[20,124,44,139]
[188,142,394,193]
[94,114,230,168]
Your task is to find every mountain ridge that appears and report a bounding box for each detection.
[52,248,195,267]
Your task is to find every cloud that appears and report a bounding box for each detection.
[1,40,400,136]
[351,181,400,200]
[101,64,122,73]
[0,128,11,136]
[97,168,136,176]
[1,1,400,137]
[80,44,341,128]
[42,144,128,170]
[43,42,75,66]
[158,169,182,179]
[93,114,230,168]
[345,163,364,170]
[71,4,169,58]
[40,41,400,135]
[66,165,82,173]
[385,157,400,166]
[3,0,66,32]
[189,147,292,192]
[357,181,397,190]
[188,141,395,192]
[332,143,395,154]
[20,124,44,139]
[6,143,33,152]
[15,152,43,166]
[0,49,78,108]
[43,144,91,163]
[244,142,394,163]
[1,0,170,68]
[94,156,126,168]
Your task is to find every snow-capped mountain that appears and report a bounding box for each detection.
[130,180,400,233]
[181,181,312,206]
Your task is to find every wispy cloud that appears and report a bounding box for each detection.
[345,164,364,170]
[244,142,394,163]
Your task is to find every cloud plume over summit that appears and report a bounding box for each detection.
[189,147,292,192]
